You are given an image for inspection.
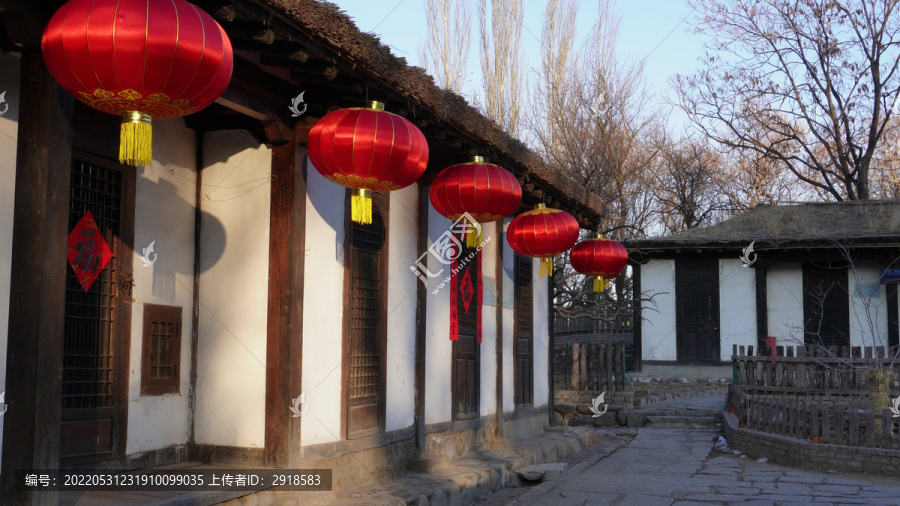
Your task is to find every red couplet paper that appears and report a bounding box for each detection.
[66,211,112,292]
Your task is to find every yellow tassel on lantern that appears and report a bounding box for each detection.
[539,257,553,277]
[594,277,604,292]
[466,219,483,247]
[119,111,153,167]
[352,188,373,224]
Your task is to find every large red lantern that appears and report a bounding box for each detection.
[507,204,580,277]
[307,101,428,224]
[430,156,522,246]
[570,234,628,292]
[42,0,233,167]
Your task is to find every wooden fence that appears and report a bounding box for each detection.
[553,341,625,392]
[554,313,634,345]
[733,344,900,395]
[731,385,900,449]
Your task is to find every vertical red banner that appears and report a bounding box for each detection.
[450,255,459,341]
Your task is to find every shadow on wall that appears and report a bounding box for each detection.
[134,174,227,302]
[305,157,345,264]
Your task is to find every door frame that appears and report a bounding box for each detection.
[341,190,389,440]
[451,236,480,421]
[61,149,135,466]
[675,258,721,364]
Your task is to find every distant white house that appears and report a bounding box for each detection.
[625,201,900,378]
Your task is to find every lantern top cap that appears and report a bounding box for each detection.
[535,203,546,210]
[366,100,385,111]
[471,155,484,163]
[595,232,604,239]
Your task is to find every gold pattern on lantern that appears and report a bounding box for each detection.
[77,89,196,119]
[328,173,402,192]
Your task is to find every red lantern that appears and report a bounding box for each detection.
[507,204,580,277]
[307,101,428,224]
[570,234,628,292]
[42,0,233,167]
[430,156,522,246]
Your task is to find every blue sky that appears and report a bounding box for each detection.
[332,0,708,132]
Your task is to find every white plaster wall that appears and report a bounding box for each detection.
[502,220,516,413]
[479,222,498,417]
[126,118,196,453]
[424,206,453,424]
[0,51,21,471]
[532,259,549,407]
[385,184,418,432]
[848,263,889,348]
[195,130,270,448]
[766,263,804,343]
[300,162,345,446]
[719,259,757,360]
[641,260,677,361]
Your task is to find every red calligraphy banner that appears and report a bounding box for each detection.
[66,211,112,292]
[450,254,459,341]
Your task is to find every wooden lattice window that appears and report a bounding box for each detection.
[514,255,533,406]
[345,194,388,439]
[141,304,182,395]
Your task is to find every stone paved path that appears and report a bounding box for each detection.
[520,426,900,505]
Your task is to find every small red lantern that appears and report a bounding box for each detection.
[570,233,628,292]
[507,204,580,277]
[42,0,233,166]
[430,156,522,246]
[307,101,428,224]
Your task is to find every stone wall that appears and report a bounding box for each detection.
[555,390,633,406]
[723,412,900,476]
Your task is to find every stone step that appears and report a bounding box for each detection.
[318,428,635,506]
[645,415,719,428]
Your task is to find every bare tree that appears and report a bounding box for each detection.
[526,1,659,309]
[716,122,803,211]
[676,0,900,201]
[652,135,726,232]
[534,0,579,153]
[478,0,525,136]
[420,0,473,94]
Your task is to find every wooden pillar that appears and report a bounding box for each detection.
[1,56,74,505]
[547,273,555,425]
[631,261,642,372]
[495,220,505,437]
[887,283,898,349]
[756,263,768,351]
[414,184,429,458]
[264,125,306,467]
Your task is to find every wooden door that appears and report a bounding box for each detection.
[803,263,849,347]
[514,255,533,405]
[675,259,720,362]
[452,238,479,420]
[61,153,134,465]
[345,202,387,439]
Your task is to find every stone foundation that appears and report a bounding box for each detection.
[723,411,900,476]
